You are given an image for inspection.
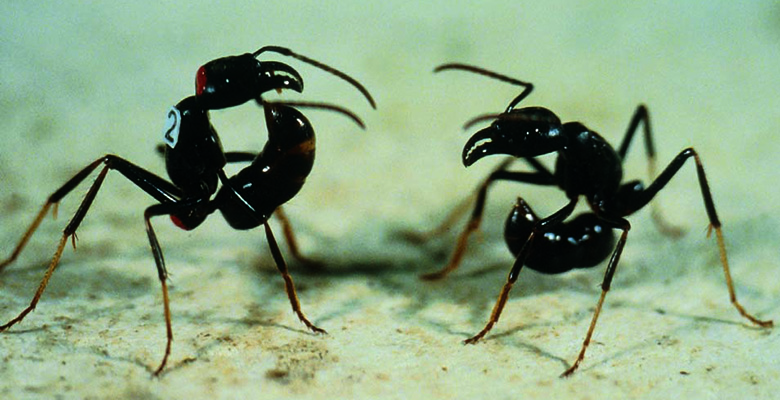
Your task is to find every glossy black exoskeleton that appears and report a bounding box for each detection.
[416,63,772,377]
[0,46,375,375]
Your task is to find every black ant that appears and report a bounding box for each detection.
[0,46,375,375]
[414,63,772,377]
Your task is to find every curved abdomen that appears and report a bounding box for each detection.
[216,104,316,230]
[505,199,616,274]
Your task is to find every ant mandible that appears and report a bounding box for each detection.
[0,46,375,376]
[416,63,772,377]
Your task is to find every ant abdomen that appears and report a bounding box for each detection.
[263,104,316,157]
[216,104,316,231]
[260,103,317,186]
[504,199,615,274]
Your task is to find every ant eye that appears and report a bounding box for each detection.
[195,66,208,96]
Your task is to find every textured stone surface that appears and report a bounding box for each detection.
[1,2,778,399]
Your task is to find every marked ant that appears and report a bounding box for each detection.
[0,46,375,375]
[413,63,772,377]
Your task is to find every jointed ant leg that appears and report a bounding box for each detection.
[142,202,189,376]
[224,151,257,163]
[643,148,772,328]
[617,105,682,237]
[156,279,172,375]
[560,216,630,378]
[263,222,326,334]
[1,155,186,373]
[1,157,110,272]
[462,238,526,345]
[404,158,516,245]
[710,227,770,327]
[418,158,512,279]
[555,148,772,377]
[1,201,56,272]
[408,157,554,244]
[214,170,325,333]
[616,105,654,164]
[0,160,114,332]
[464,197,578,344]
[274,206,323,270]
[403,191,477,244]
[0,235,70,331]
[421,159,555,280]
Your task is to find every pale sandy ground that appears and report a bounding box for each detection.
[1,2,779,399]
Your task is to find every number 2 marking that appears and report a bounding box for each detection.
[162,106,182,148]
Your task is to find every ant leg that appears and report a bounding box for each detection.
[1,202,56,273]
[274,206,324,270]
[678,150,773,327]
[140,205,174,376]
[162,149,257,163]
[1,155,182,337]
[408,157,552,244]
[522,156,554,179]
[404,191,478,244]
[214,171,325,334]
[403,159,516,245]
[224,151,256,163]
[465,198,578,344]
[2,155,180,273]
[561,216,630,378]
[617,105,683,237]
[0,236,71,331]
[616,105,653,161]
[421,158,555,280]
[263,222,326,334]
[0,158,109,272]
[623,148,771,327]
[139,202,190,376]
[140,199,217,376]
[0,160,110,328]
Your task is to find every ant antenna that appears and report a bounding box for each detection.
[264,101,366,129]
[434,63,534,113]
[255,46,376,110]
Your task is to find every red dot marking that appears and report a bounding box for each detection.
[170,215,190,230]
[196,66,207,96]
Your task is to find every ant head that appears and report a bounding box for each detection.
[254,46,376,109]
[462,107,565,167]
[195,53,303,110]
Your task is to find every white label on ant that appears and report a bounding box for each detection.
[162,106,182,148]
